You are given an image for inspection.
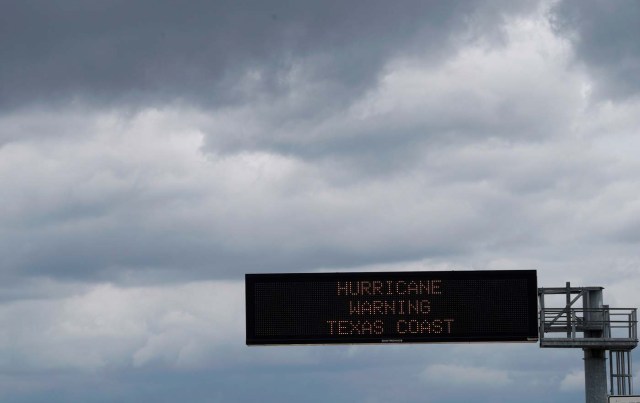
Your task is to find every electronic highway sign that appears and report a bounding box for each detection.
[246,270,538,345]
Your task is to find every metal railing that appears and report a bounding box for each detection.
[540,307,637,341]
[610,350,634,396]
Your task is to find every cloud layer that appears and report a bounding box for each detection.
[0,0,536,110]
[1,0,640,402]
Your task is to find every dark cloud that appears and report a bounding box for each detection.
[551,0,640,100]
[2,2,640,403]
[0,0,534,111]
[197,17,584,169]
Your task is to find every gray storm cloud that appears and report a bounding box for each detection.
[1,1,640,402]
[552,0,640,100]
[0,0,534,110]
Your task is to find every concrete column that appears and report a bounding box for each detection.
[584,288,607,403]
[584,348,607,403]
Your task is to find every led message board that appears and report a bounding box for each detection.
[245,270,538,345]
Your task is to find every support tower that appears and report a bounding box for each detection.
[539,283,638,403]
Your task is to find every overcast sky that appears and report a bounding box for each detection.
[1,0,640,402]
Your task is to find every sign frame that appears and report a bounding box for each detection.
[246,270,538,345]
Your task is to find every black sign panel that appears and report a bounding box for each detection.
[246,270,538,345]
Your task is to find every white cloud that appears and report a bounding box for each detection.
[560,370,584,391]
[350,11,581,140]
[0,281,244,371]
[421,363,512,387]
